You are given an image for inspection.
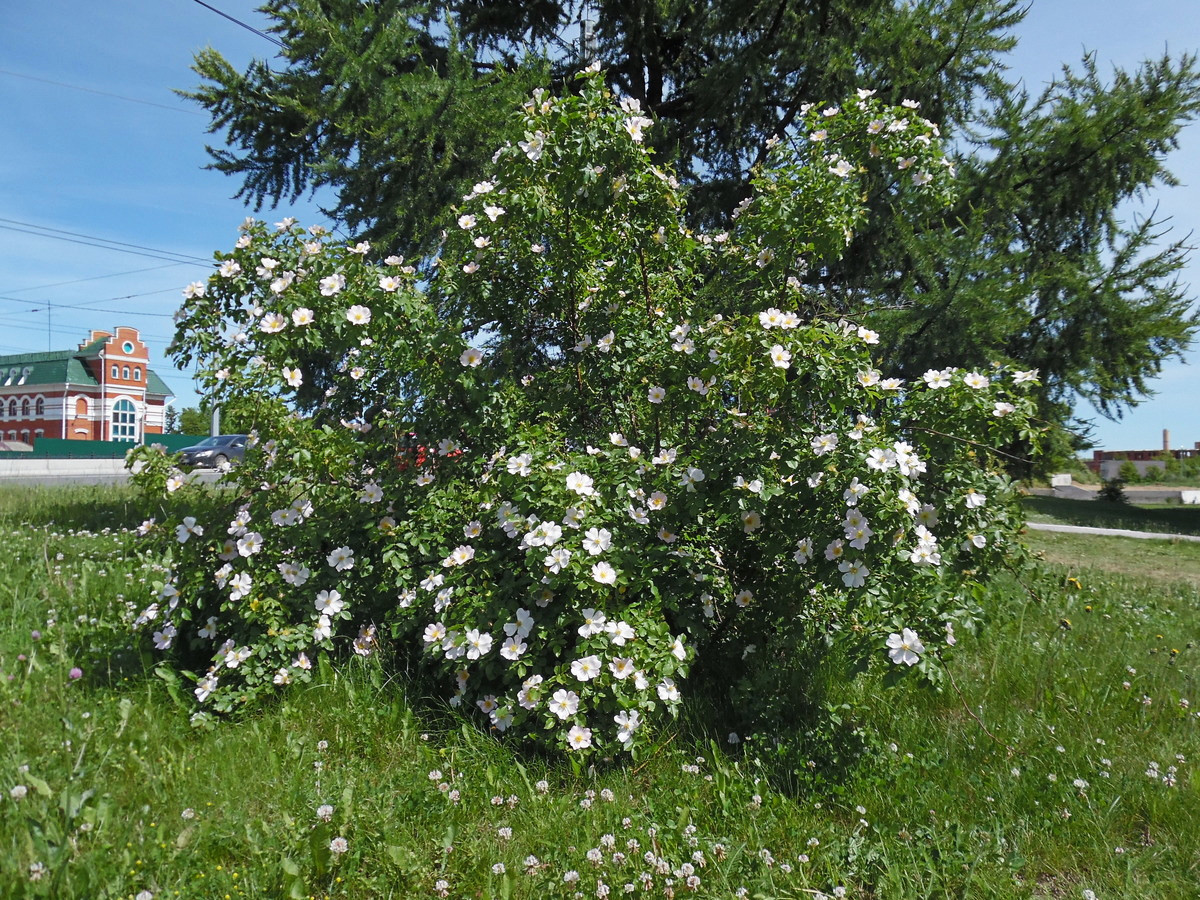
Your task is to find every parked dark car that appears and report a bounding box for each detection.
[179,434,248,469]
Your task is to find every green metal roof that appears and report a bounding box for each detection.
[0,347,174,397]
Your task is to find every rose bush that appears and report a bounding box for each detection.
[129,68,1038,754]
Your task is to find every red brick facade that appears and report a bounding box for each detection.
[0,327,173,444]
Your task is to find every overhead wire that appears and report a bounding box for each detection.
[0,217,211,265]
[0,262,193,295]
[0,67,207,116]
[190,0,285,48]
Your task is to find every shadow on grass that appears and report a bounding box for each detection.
[1023,495,1200,535]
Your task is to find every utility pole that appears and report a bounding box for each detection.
[579,0,597,65]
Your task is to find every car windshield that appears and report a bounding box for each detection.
[194,436,237,448]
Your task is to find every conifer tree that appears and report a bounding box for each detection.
[186,0,1200,462]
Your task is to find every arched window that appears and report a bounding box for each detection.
[111,398,137,442]
[111,364,119,379]
[21,398,30,417]
[20,430,30,443]
[34,429,44,440]
[75,397,88,417]
[133,368,142,381]
[122,366,130,380]
[7,399,16,418]
[35,397,44,416]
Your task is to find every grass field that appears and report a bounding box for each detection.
[2,486,1198,898]
[1023,495,1200,536]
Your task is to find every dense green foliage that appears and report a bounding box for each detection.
[186,1,1200,459]
[133,75,1037,754]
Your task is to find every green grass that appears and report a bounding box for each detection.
[2,485,1199,898]
[1023,495,1200,536]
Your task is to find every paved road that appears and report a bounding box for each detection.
[1026,521,1200,543]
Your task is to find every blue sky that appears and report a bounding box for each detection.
[0,1,1196,452]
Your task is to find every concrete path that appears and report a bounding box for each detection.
[1026,521,1200,543]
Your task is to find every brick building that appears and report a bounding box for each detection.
[0,327,173,444]
[1087,429,1200,478]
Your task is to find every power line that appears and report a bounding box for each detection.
[0,67,207,116]
[0,290,181,318]
[0,218,211,265]
[0,262,191,296]
[191,0,285,48]
[0,318,176,343]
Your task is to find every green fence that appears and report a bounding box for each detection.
[0,434,208,460]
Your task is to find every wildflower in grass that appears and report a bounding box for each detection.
[317,804,334,822]
[10,785,28,801]
[69,666,83,680]
[330,836,348,855]
[887,629,924,666]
